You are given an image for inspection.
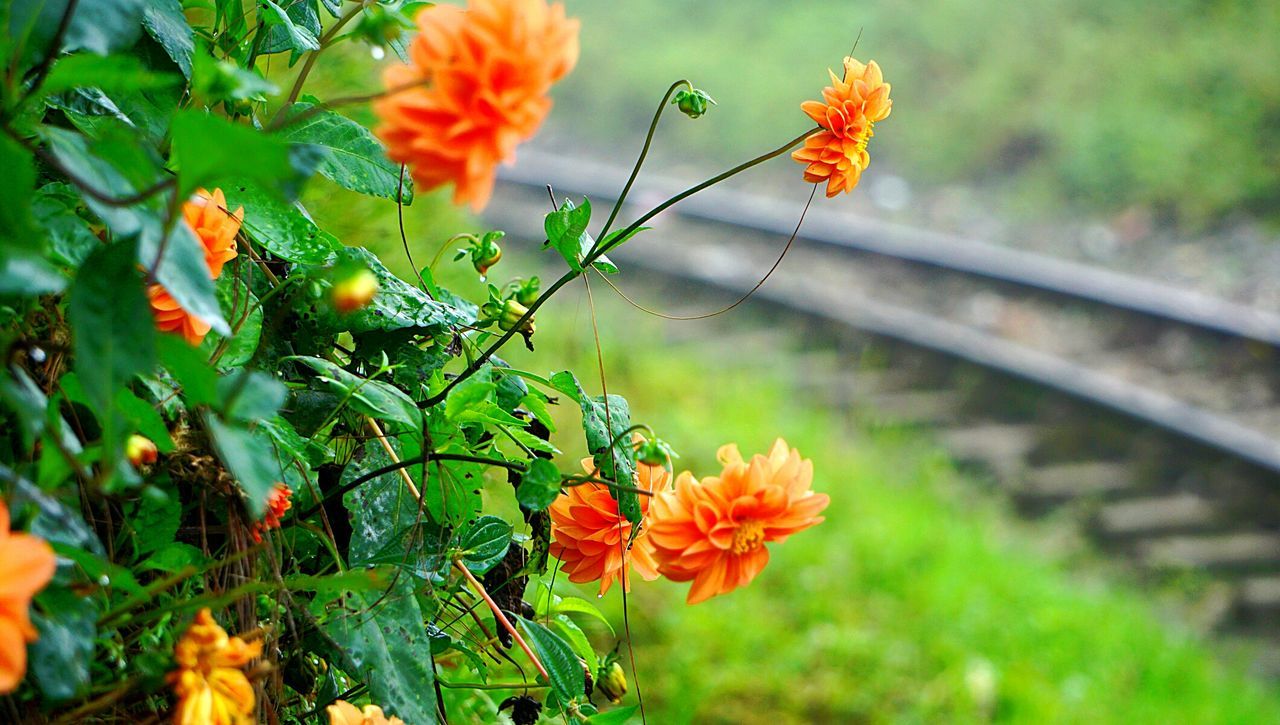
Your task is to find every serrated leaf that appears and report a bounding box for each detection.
[517,616,585,704]
[455,515,513,574]
[516,458,562,511]
[33,183,96,268]
[312,247,469,334]
[130,489,180,556]
[158,334,218,405]
[553,596,615,637]
[139,541,208,573]
[321,578,439,724]
[222,183,339,264]
[279,101,411,201]
[552,615,597,676]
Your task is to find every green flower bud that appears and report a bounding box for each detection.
[597,661,628,704]
[635,437,675,467]
[514,276,541,307]
[673,88,716,119]
[498,299,534,334]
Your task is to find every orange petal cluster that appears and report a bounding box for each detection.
[147,188,243,346]
[167,608,262,725]
[326,700,405,725]
[0,499,56,694]
[373,0,579,210]
[646,439,829,604]
[792,58,892,197]
[250,483,292,544]
[549,456,669,596]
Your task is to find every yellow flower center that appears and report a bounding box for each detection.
[730,520,766,555]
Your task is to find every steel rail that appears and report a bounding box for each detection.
[499,150,1280,347]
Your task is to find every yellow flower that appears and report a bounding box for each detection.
[326,700,405,725]
[167,608,262,725]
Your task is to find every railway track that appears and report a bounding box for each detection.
[483,150,1280,660]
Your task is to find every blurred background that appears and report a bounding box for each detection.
[302,1,1280,721]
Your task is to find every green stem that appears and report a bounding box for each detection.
[269,1,366,128]
[596,79,691,242]
[436,680,548,691]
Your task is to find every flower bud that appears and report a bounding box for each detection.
[498,299,534,335]
[126,435,159,468]
[514,276,540,307]
[474,245,502,276]
[673,88,716,119]
[635,438,673,467]
[597,661,628,704]
[332,268,379,314]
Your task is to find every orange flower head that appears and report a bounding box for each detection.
[250,483,293,544]
[374,0,580,210]
[168,608,262,725]
[148,188,243,346]
[646,439,829,604]
[183,188,242,279]
[326,700,405,725]
[792,57,892,197]
[0,499,56,694]
[549,454,669,596]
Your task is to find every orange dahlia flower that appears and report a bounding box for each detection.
[250,483,292,544]
[373,0,579,210]
[168,608,262,725]
[646,439,829,604]
[792,58,892,197]
[549,456,669,596]
[327,700,405,725]
[0,499,56,694]
[147,188,243,346]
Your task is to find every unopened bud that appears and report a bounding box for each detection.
[673,88,716,119]
[474,245,502,276]
[498,299,534,335]
[597,661,627,704]
[514,276,540,307]
[332,269,379,314]
[126,435,158,468]
[636,438,672,467]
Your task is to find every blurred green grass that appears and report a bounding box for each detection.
[553,1,1280,226]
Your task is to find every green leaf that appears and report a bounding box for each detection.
[114,388,174,452]
[279,101,412,201]
[217,370,286,423]
[33,183,97,267]
[0,134,39,249]
[551,596,615,637]
[130,488,180,556]
[0,248,66,296]
[552,615,597,677]
[142,0,194,77]
[13,0,145,61]
[139,542,208,573]
[30,588,96,703]
[170,110,295,200]
[260,0,320,59]
[206,414,283,516]
[455,515,513,574]
[208,275,261,368]
[222,183,339,264]
[0,366,48,449]
[321,579,439,724]
[344,440,434,567]
[40,53,179,97]
[288,356,420,427]
[158,334,218,405]
[549,372,639,524]
[516,458,562,511]
[544,197,592,272]
[68,240,155,465]
[516,616,585,704]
